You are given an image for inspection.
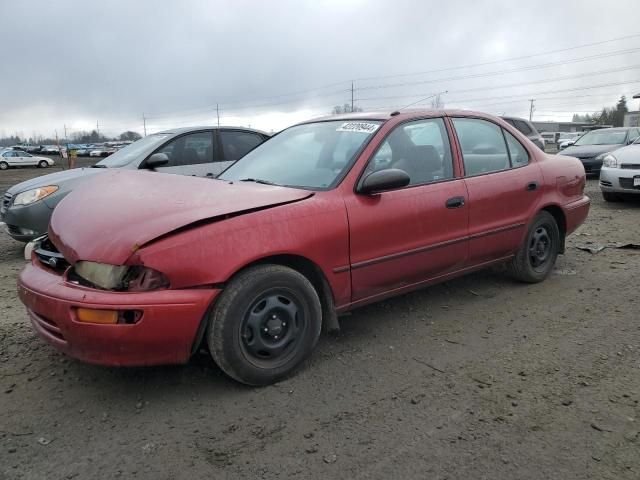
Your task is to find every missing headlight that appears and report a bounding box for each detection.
[72,261,169,292]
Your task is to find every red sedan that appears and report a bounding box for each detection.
[18,110,590,385]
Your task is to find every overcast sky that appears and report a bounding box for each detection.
[1,0,640,139]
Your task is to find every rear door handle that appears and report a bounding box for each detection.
[526,181,539,191]
[445,196,465,209]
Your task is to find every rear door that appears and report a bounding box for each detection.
[450,117,543,264]
[345,117,469,303]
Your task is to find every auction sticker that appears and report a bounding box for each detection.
[337,122,380,134]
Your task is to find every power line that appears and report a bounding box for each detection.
[353,33,640,83]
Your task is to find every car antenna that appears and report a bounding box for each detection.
[394,90,448,114]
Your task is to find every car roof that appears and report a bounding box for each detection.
[299,109,501,125]
[153,126,269,136]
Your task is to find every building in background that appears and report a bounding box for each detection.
[531,120,610,133]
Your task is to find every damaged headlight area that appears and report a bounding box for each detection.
[72,261,169,292]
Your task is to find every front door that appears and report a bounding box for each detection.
[345,117,469,303]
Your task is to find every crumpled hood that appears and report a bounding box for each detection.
[560,144,622,159]
[6,167,104,195]
[49,170,313,265]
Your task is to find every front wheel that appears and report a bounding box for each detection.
[0,161,8,170]
[507,211,560,283]
[38,160,49,168]
[207,264,322,386]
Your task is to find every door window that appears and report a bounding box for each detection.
[365,118,453,186]
[452,118,510,176]
[155,132,214,167]
[219,131,265,161]
[503,130,529,167]
[514,120,533,135]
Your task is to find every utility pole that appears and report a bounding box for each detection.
[96,121,100,138]
[63,124,68,142]
[350,81,354,113]
[528,99,535,121]
[142,114,147,136]
[216,104,220,127]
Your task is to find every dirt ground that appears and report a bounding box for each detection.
[1,161,639,480]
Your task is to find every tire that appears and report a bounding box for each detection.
[38,160,49,168]
[207,264,322,386]
[507,211,560,283]
[602,191,621,202]
[0,161,8,170]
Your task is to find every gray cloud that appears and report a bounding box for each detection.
[1,0,640,137]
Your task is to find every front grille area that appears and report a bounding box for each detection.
[35,237,70,273]
[600,180,612,187]
[621,164,640,170]
[619,177,640,190]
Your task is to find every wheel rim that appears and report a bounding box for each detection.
[528,225,552,270]
[0,163,7,170]
[239,289,306,367]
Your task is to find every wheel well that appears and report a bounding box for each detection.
[541,205,566,253]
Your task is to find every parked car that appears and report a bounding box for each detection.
[541,132,560,146]
[17,110,590,385]
[74,145,98,156]
[599,138,640,201]
[500,116,545,150]
[40,145,61,155]
[89,146,113,157]
[560,127,640,175]
[0,150,54,170]
[557,132,583,150]
[1,126,268,241]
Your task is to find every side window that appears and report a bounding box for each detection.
[452,118,510,176]
[365,118,453,186]
[220,131,264,161]
[629,128,640,143]
[155,132,213,167]
[504,130,529,167]
[514,120,533,135]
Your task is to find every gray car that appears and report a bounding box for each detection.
[560,127,640,175]
[599,139,640,201]
[1,126,269,241]
[500,116,545,150]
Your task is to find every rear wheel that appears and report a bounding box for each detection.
[38,160,49,168]
[602,191,621,202]
[207,264,322,386]
[507,211,560,283]
[0,161,8,170]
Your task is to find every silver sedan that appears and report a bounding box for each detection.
[599,141,640,201]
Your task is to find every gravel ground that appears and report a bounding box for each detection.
[1,163,639,480]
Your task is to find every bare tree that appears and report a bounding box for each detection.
[430,94,445,109]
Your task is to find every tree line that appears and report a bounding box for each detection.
[572,96,630,127]
[0,130,142,147]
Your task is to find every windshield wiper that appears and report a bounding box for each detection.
[91,165,107,168]
[239,178,278,186]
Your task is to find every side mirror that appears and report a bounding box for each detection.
[145,153,169,169]
[358,168,410,194]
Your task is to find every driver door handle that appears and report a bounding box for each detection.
[445,196,465,209]
[526,181,539,191]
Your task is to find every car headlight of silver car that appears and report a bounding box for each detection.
[13,186,59,206]
[74,261,169,291]
[599,153,619,168]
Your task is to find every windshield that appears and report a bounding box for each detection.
[218,120,382,189]
[94,134,172,168]
[574,129,627,146]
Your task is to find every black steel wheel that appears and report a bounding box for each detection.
[207,264,322,385]
[507,211,560,283]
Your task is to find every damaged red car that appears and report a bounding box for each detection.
[18,110,590,385]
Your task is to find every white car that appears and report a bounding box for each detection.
[599,140,640,201]
[0,150,55,170]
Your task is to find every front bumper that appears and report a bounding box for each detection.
[600,166,640,195]
[1,200,53,241]
[577,157,603,175]
[18,262,220,366]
